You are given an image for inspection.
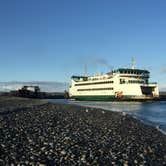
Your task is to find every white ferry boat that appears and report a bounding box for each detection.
[69,64,159,101]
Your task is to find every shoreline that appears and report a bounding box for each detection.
[0,96,166,165]
[49,98,166,135]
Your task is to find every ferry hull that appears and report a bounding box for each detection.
[72,95,115,101]
[71,95,160,101]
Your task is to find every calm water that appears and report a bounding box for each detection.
[46,99,166,134]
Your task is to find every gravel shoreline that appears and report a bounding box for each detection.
[0,96,166,165]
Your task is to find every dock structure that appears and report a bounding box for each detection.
[9,86,65,99]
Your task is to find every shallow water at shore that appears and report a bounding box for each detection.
[46,99,166,133]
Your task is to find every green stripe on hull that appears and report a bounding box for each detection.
[72,95,116,101]
[71,95,158,101]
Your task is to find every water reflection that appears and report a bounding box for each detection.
[70,100,143,112]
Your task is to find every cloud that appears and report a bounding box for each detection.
[161,69,166,74]
[159,84,166,91]
[0,82,69,92]
[93,58,108,65]
[159,64,166,74]
[92,58,113,71]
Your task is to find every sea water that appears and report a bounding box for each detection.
[46,99,166,134]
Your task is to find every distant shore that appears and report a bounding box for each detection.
[0,96,166,165]
[1,91,166,100]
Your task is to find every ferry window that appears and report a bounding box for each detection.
[120,79,125,84]
[77,87,114,91]
[75,81,114,86]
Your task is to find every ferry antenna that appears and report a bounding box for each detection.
[84,65,88,76]
[131,57,136,69]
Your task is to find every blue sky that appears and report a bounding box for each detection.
[0,0,166,86]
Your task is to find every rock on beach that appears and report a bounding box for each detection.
[0,96,166,165]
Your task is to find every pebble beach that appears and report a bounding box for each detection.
[0,96,166,165]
